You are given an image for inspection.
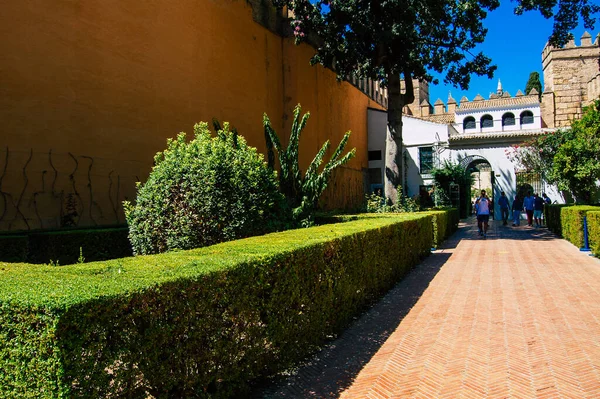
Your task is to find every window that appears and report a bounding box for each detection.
[520,111,534,125]
[502,112,515,126]
[419,147,434,174]
[463,116,476,130]
[368,150,382,161]
[481,114,494,128]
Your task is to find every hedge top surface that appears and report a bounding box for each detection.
[560,205,600,212]
[0,214,427,309]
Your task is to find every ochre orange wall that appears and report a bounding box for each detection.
[0,0,383,231]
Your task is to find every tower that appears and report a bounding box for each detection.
[541,32,600,128]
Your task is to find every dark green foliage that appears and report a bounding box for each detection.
[544,204,569,236]
[124,122,284,255]
[560,205,600,248]
[431,161,474,218]
[525,71,542,100]
[0,215,432,398]
[0,236,29,262]
[263,104,356,225]
[0,228,131,264]
[586,211,600,256]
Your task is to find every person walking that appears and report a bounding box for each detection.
[475,189,492,238]
[498,191,510,226]
[523,191,535,227]
[512,195,523,226]
[542,192,552,204]
[534,193,545,227]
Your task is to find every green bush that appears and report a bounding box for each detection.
[544,204,568,236]
[0,215,432,398]
[424,208,460,248]
[124,122,284,255]
[0,228,131,264]
[587,211,600,256]
[315,208,458,250]
[560,205,600,248]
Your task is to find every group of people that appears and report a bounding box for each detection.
[474,190,552,238]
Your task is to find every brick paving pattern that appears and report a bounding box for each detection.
[255,218,600,398]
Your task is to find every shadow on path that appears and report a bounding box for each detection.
[250,227,461,398]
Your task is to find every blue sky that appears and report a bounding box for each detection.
[428,3,596,106]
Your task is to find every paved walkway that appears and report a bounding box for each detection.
[254,218,600,398]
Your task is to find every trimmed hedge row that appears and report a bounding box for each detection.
[586,211,600,256]
[424,208,460,248]
[544,204,569,236]
[0,214,433,398]
[560,206,600,248]
[317,208,459,249]
[0,227,132,264]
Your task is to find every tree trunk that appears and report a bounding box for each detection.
[385,72,414,204]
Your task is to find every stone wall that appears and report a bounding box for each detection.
[541,32,600,127]
[0,0,383,231]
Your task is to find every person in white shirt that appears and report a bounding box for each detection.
[475,189,492,239]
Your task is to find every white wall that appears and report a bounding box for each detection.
[454,105,542,134]
[402,116,452,197]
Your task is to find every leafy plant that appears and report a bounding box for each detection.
[124,122,284,255]
[263,104,356,225]
[364,191,420,213]
[508,100,600,203]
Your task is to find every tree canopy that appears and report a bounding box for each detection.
[275,0,599,203]
[525,71,542,100]
[508,100,600,203]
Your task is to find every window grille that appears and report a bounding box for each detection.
[463,117,476,130]
[481,114,494,128]
[502,112,515,126]
[520,111,534,125]
[419,147,434,174]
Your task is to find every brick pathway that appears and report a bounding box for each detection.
[254,218,600,398]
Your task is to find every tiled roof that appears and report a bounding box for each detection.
[416,113,455,124]
[457,96,539,111]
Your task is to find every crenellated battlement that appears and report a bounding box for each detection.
[542,31,599,69]
[541,31,600,127]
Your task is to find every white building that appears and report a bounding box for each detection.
[367,81,563,219]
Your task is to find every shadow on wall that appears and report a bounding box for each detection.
[0,148,141,231]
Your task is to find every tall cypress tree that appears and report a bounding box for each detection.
[525,72,543,101]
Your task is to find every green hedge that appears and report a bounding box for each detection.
[544,204,569,236]
[586,211,600,256]
[0,227,132,264]
[317,208,459,250]
[0,214,432,398]
[560,206,600,248]
[424,208,460,248]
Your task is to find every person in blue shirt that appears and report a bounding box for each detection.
[542,192,552,205]
[475,189,492,238]
[498,191,510,226]
[523,191,535,227]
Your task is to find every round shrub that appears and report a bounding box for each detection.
[124,122,284,255]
